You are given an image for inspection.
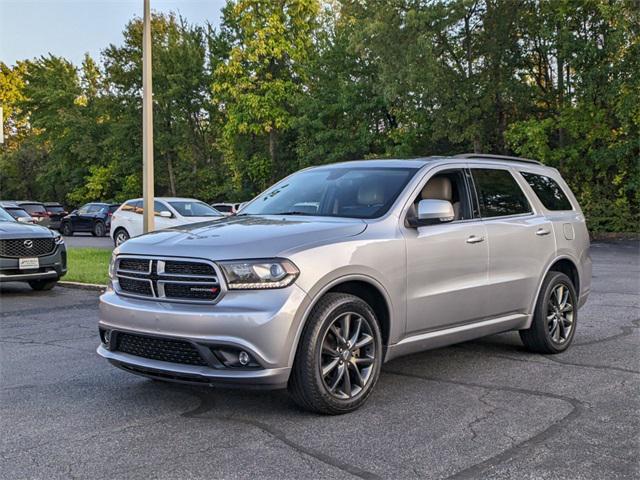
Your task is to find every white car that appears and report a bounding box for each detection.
[210,202,242,216]
[110,197,223,246]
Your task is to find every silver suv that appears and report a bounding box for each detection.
[98,154,591,414]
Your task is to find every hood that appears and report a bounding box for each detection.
[176,216,224,225]
[117,215,367,260]
[0,221,55,239]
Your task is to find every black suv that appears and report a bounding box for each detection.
[60,202,120,237]
[0,206,67,290]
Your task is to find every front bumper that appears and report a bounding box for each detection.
[0,245,67,283]
[97,284,309,389]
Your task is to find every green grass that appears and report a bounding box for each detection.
[64,248,111,285]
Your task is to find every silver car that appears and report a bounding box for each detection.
[98,154,591,414]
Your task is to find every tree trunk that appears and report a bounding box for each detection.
[557,26,565,148]
[167,156,177,196]
[269,128,277,182]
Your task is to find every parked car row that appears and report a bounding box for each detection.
[0,197,252,257]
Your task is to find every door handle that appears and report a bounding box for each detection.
[466,235,485,244]
[536,228,551,236]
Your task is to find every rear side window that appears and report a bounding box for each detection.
[120,201,137,212]
[521,172,573,211]
[471,169,531,218]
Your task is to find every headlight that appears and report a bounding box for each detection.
[218,259,299,289]
[53,233,64,245]
[108,252,117,279]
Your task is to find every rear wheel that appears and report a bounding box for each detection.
[520,271,577,354]
[113,228,130,246]
[29,279,58,291]
[61,222,73,236]
[92,221,106,237]
[288,293,383,414]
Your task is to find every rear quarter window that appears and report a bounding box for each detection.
[120,201,137,212]
[521,172,573,211]
[471,168,531,218]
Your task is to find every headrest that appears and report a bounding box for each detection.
[357,183,385,205]
[421,176,452,201]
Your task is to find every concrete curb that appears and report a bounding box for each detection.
[58,281,107,292]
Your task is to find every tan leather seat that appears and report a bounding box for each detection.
[421,176,452,201]
[421,176,460,219]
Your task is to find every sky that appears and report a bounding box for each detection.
[0,0,226,66]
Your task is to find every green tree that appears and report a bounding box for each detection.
[103,13,226,201]
[506,0,640,232]
[213,0,320,195]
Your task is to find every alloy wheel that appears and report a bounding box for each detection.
[319,312,376,399]
[115,231,128,246]
[547,283,574,344]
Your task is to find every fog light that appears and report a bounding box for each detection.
[238,351,250,366]
[103,330,111,346]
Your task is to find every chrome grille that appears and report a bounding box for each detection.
[114,257,222,303]
[0,238,56,258]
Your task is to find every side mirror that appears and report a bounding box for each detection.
[159,210,172,218]
[417,199,455,223]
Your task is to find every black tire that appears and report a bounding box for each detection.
[520,271,577,354]
[61,222,73,236]
[288,293,383,415]
[28,279,58,291]
[113,228,130,246]
[92,221,106,237]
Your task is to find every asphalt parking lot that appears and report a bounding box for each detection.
[63,234,113,250]
[1,241,638,479]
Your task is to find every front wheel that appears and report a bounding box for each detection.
[520,271,577,354]
[29,279,58,291]
[288,293,383,414]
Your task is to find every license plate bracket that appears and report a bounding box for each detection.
[19,257,40,270]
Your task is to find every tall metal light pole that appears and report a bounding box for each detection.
[142,0,155,233]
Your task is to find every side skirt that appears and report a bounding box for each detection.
[384,313,530,362]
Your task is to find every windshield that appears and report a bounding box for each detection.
[169,201,222,217]
[7,208,31,219]
[0,207,15,222]
[241,167,418,219]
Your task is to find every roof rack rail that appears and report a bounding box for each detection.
[454,153,541,165]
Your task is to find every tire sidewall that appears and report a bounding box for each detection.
[94,222,105,237]
[536,272,577,353]
[114,229,129,246]
[299,294,383,413]
[61,223,73,236]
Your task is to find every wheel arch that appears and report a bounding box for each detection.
[528,255,580,325]
[112,226,129,240]
[288,274,393,366]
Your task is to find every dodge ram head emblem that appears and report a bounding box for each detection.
[23,240,33,248]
